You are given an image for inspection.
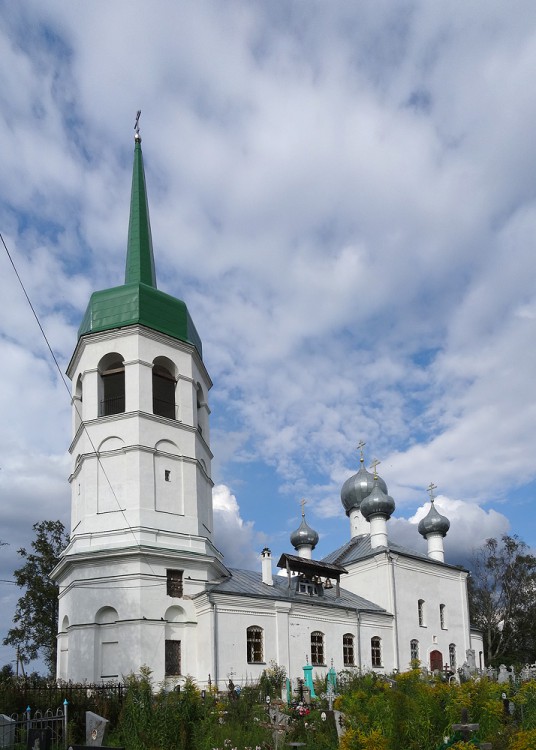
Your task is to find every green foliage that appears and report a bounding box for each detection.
[259,660,287,698]
[3,520,69,674]
[468,534,536,665]
[0,663,14,682]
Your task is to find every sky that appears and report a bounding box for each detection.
[1,0,536,673]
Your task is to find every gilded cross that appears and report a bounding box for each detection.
[370,458,381,478]
[427,482,437,503]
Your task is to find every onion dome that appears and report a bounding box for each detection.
[290,511,319,551]
[418,501,450,538]
[360,480,395,520]
[341,456,388,516]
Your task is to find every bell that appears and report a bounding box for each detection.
[324,578,333,589]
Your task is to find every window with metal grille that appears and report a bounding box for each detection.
[246,626,263,663]
[165,640,181,676]
[153,364,176,419]
[99,360,125,416]
[440,603,446,629]
[410,639,419,662]
[371,636,382,667]
[343,633,355,666]
[449,643,456,670]
[167,569,183,597]
[311,631,325,666]
[418,599,425,627]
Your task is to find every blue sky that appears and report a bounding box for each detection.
[1,0,536,672]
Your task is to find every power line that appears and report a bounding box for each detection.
[0,231,160,575]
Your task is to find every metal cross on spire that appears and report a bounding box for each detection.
[134,110,142,142]
[427,482,437,504]
[370,458,381,478]
[357,440,366,463]
[300,498,307,517]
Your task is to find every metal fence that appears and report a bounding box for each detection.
[1,704,67,749]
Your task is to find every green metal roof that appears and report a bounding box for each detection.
[78,137,202,358]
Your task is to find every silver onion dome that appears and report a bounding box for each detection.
[290,513,319,550]
[418,502,450,538]
[360,481,395,520]
[341,461,388,515]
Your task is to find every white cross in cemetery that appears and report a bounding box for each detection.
[320,682,338,711]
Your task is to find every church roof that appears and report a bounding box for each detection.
[322,534,466,571]
[78,132,203,357]
[204,567,387,613]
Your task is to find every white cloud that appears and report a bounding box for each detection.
[212,484,265,570]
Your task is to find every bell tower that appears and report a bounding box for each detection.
[52,120,227,683]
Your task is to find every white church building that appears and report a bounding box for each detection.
[51,128,484,689]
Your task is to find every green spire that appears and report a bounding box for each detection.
[77,126,203,359]
[125,137,157,287]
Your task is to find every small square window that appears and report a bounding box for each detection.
[167,569,183,597]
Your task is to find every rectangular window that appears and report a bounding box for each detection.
[247,627,263,663]
[165,470,171,482]
[165,640,181,676]
[311,631,324,666]
[410,639,419,662]
[449,644,456,670]
[343,634,355,666]
[167,569,183,597]
[440,603,446,629]
[418,599,425,627]
[298,582,315,595]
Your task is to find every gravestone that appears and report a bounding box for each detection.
[0,715,15,749]
[85,712,108,746]
[333,711,345,739]
[27,727,51,750]
[466,649,476,671]
[498,665,509,684]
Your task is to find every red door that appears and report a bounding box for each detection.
[430,650,443,671]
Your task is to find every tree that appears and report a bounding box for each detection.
[3,520,68,675]
[468,534,536,665]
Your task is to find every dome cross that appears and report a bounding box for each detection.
[427,482,437,504]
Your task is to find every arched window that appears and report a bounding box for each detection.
[418,599,425,627]
[343,633,355,666]
[410,639,419,662]
[449,643,456,670]
[99,354,125,416]
[153,358,176,419]
[440,603,446,629]
[247,626,264,663]
[74,375,83,431]
[311,631,325,666]
[371,636,382,667]
[196,383,205,435]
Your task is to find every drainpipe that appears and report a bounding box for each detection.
[388,553,400,671]
[209,595,219,689]
[356,610,362,671]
